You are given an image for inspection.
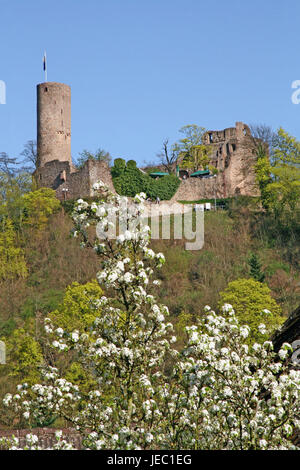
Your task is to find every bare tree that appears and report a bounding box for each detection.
[156,139,178,174]
[249,124,277,160]
[0,153,20,180]
[75,148,112,169]
[20,140,37,171]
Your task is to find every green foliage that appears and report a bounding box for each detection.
[48,280,103,333]
[5,328,43,384]
[113,165,149,197]
[146,174,181,200]
[256,128,300,214]
[111,158,126,178]
[208,164,219,176]
[22,187,61,229]
[248,253,265,283]
[177,124,207,152]
[20,289,64,321]
[180,145,211,171]
[0,218,28,281]
[112,160,180,200]
[0,172,34,230]
[254,142,273,209]
[173,311,193,345]
[175,125,209,171]
[126,160,137,169]
[64,362,97,395]
[218,278,284,344]
[0,319,17,337]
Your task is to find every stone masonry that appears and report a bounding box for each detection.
[35,81,259,201]
[171,122,260,201]
[202,122,260,198]
[37,82,72,168]
[35,81,115,200]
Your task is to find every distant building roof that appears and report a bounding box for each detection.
[149,172,169,177]
[190,170,210,177]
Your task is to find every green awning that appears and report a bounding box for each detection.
[149,172,169,177]
[190,170,210,177]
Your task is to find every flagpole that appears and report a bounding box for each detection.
[43,52,47,82]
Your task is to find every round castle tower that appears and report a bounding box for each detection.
[37,82,71,168]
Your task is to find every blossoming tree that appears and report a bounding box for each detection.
[2,182,300,450]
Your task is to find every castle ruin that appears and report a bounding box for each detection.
[35,82,259,201]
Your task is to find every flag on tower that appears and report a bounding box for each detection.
[43,52,47,82]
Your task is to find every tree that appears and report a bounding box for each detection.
[0,153,19,180]
[75,148,112,169]
[5,328,43,385]
[0,173,33,232]
[248,253,265,283]
[48,280,104,333]
[22,187,61,230]
[20,140,37,171]
[3,184,300,450]
[175,124,210,171]
[157,125,209,173]
[172,305,300,450]
[0,218,28,281]
[252,126,300,214]
[218,278,283,344]
[249,123,276,160]
[156,139,179,174]
[254,144,273,209]
[177,124,207,152]
[265,128,300,215]
[249,124,274,209]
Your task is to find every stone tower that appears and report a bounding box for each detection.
[37,82,71,168]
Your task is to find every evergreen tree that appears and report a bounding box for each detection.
[248,253,265,283]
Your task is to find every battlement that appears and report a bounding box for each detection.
[203,122,252,145]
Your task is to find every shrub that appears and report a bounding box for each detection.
[111,158,126,178]
[147,174,180,200]
[218,278,284,343]
[126,160,137,169]
[112,160,180,200]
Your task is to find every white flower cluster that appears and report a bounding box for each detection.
[172,308,300,450]
[3,185,300,451]
[0,431,75,450]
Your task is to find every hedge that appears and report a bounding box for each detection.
[111,160,180,200]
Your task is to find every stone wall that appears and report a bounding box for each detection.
[35,159,116,201]
[172,122,260,201]
[170,176,224,202]
[0,428,83,449]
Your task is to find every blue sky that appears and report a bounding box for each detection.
[0,0,300,166]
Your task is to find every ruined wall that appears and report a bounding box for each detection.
[172,122,260,201]
[170,177,223,201]
[36,159,116,201]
